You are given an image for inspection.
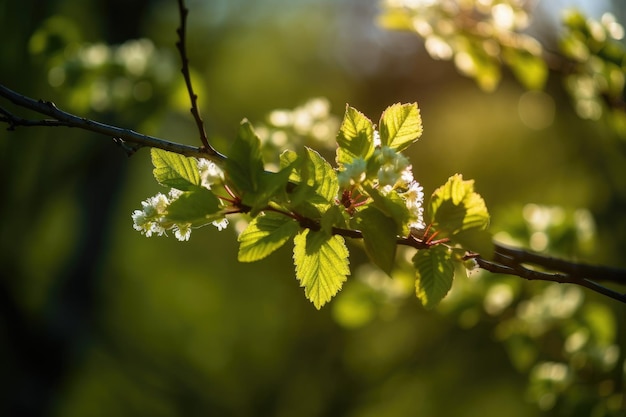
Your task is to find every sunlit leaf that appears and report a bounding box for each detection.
[413,245,454,309]
[379,102,423,152]
[285,148,339,219]
[336,105,374,166]
[304,147,339,205]
[151,148,201,191]
[429,174,489,236]
[293,229,350,309]
[280,149,300,182]
[238,212,300,262]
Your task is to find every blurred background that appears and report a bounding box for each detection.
[1,0,625,416]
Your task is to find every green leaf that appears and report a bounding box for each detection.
[429,174,489,236]
[238,212,300,262]
[336,106,375,166]
[165,188,221,223]
[304,147,339,205]
[379,103,423,152]
[354,207,397,275]
[151,148,201,191]
[280,149,300,182]
[413,245,455,309]
[285,148,339,219]
[225,119,265,194]
[293,229,350,309]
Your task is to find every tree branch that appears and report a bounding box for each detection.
[3,80,625,303]
[0,83,225,162]
[467,244,626,303]
[493,243,626,285]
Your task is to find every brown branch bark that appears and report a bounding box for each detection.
[467,244,626,303]
[0,83,225,163]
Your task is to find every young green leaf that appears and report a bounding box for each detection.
[353,207,398,275]
[293,229,350,309]
[429,174,489,236]
[413,245,455,309]
[165,188,221,223]
[238,212,300,262]
[379,103,423,152]
[336,106,375,166]
[151,148,201,191]
[284,148,339,219]
[225,119,265,194]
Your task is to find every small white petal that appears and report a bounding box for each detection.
[212,218,229,231]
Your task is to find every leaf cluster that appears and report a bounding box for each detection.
[138,103,492,309]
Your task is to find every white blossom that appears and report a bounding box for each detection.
[399,166,414,187]
[174,223,192,241]
[168,188,183,200]
[403,181,425,230]
[197,158,224,189]
[132,193,170,237]
[212,218,229,231]
[142,193,169,216]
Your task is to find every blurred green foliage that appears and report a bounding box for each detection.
[1,0,625,416]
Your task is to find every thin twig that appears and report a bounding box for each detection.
[0,84,225,162]
[0,107,69,129]
[176,0,222,158]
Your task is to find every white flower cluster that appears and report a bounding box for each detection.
[338,130,425,230]
[402,181,425,230]
[198,158,224,189]
[132,159,228,241]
